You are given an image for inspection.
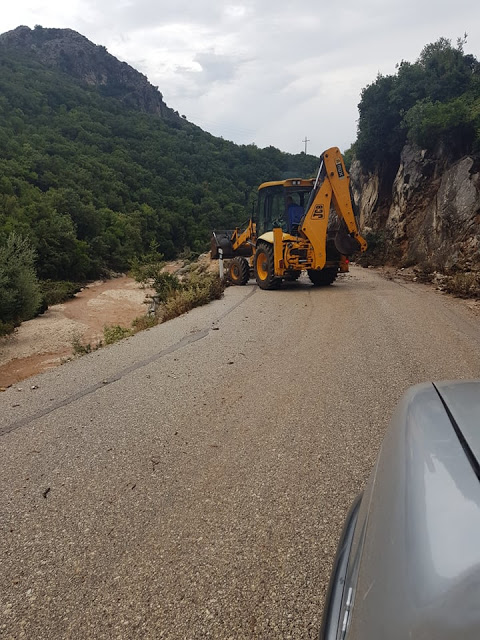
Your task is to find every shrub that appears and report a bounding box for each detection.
[356,231,388,267]
[131,258,182,303]
[0,233,42,333]
[151,272,182,303]
[160,273,225,322]
[103,324,133,344]
[178,247,200,263]
[131,314,158,331]
[40,280,82,307]
[0,320,15,337]
[444,272,480,298]
[404,95,477,152]
[71,334,97,355]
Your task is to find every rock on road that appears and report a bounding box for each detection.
[1,266,480,639]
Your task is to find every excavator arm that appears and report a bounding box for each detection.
[300,147,367,269]
[231,219,256,252]
[324,148,367,253]
[210,219,256,260]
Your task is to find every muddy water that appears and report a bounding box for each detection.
[0,277,152,387]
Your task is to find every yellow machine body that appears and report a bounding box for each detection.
[211,147,367,289]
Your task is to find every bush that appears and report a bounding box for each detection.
[103,324,133,344]
[131,314,158,331]
[160,273,225,322]
[356,231,387,267]
[40,280,82,306]
[0,320,15,337]
[152,272,182,303]
[404,95,477,152]
[0,233,42,333]
[131,258,183,303]
[71,333,98,355]
[444,272,480,298]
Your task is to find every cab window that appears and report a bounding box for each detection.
[256,186,286,235]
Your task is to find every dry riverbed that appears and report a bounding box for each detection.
[0,276,152,387]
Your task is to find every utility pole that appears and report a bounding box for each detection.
[302,136,310,154]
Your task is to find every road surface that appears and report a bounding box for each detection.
[1,267,480,639]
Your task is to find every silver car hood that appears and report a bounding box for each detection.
[347,381,480,640]
[436,380,480,467]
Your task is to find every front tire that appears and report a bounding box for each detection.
[228,257,250,285]
[254,243,281,290]
[307,268,337,286]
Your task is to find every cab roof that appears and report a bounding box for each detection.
[258,178,315,191]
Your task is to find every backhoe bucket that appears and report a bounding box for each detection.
[211,231,235,259]
[334,230,361,256]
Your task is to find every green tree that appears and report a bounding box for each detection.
[404,95,477,154]
[354,37,480,172]
[0,233,41,334]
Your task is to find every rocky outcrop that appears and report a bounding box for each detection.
[0,26,180,120]
[351,144,480,272]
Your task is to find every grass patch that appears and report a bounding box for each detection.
[71,319,151,357]
[71,259,224,357]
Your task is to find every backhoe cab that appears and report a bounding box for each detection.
[211,147,367,289]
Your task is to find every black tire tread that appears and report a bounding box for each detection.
[228,257,250,285]
[307,268,338,287]
[254,243,281,290]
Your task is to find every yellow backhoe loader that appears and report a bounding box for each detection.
[210,147,367,289]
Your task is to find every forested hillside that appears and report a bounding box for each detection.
[0,28,317,300]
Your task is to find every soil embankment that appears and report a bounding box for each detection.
[0,276,151,387]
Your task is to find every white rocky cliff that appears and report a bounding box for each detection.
[351,144,480,273]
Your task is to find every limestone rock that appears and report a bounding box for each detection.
[351,144,480,273]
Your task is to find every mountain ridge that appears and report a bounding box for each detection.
[0,25,179,120]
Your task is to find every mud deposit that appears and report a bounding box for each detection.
[0,277,151,387]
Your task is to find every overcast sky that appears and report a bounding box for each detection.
[3,1,480,156]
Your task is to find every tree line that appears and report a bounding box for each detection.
[348,36,480,175]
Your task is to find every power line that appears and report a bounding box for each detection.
[302,136,310,154]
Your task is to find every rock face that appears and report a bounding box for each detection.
[351,144,480,272]
[0,25,180,120]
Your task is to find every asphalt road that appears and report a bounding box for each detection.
[1,266,480,639]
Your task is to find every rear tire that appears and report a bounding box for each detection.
[308,268,337,286]
[228,257,250,285]
[254,243,281,290]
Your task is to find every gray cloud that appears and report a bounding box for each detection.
[193,52,240,84]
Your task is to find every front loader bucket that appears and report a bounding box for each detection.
[211,231,235,259]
